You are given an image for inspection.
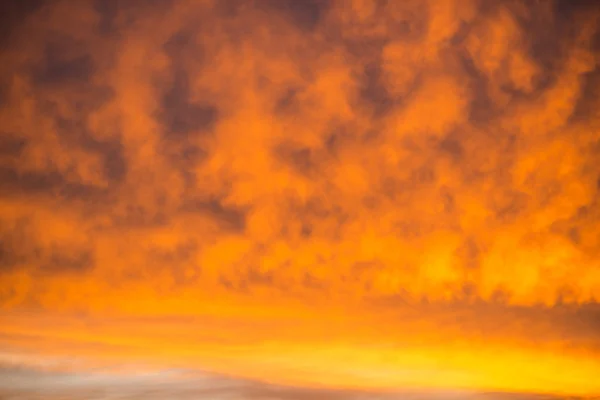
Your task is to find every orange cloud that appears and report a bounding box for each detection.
[1,0,600,397]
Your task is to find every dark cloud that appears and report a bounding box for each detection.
[161,68,219,137]
[34,50,94,86]
[93,0,119,35]
[569,67,600,122]
[358,61,394,117]
[0,167,106,201]
[97,138,127,183]
[42,246,95,274]
[555,0,600,18]
[180,198,247,232]
[0,214,95,277]
[0,219,35,272]
[458,51,497,124]
[266,0,329,32]
[0,0,44,50]
[0,134,26,157]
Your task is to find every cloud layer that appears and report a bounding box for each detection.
[1,0,600,397]
[0,364,572,400]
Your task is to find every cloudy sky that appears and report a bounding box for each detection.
[1,0,600,398]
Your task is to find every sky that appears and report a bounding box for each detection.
[0,0,600,398]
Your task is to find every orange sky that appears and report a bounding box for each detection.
[1,0,600,398]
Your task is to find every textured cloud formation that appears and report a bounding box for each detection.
[1,0,600,397]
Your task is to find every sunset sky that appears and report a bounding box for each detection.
[1,0,600,398]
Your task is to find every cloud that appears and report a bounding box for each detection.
[0,362,584,400]
[0,0,600,397]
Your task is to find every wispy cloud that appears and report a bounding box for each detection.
[0,362,580,400]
